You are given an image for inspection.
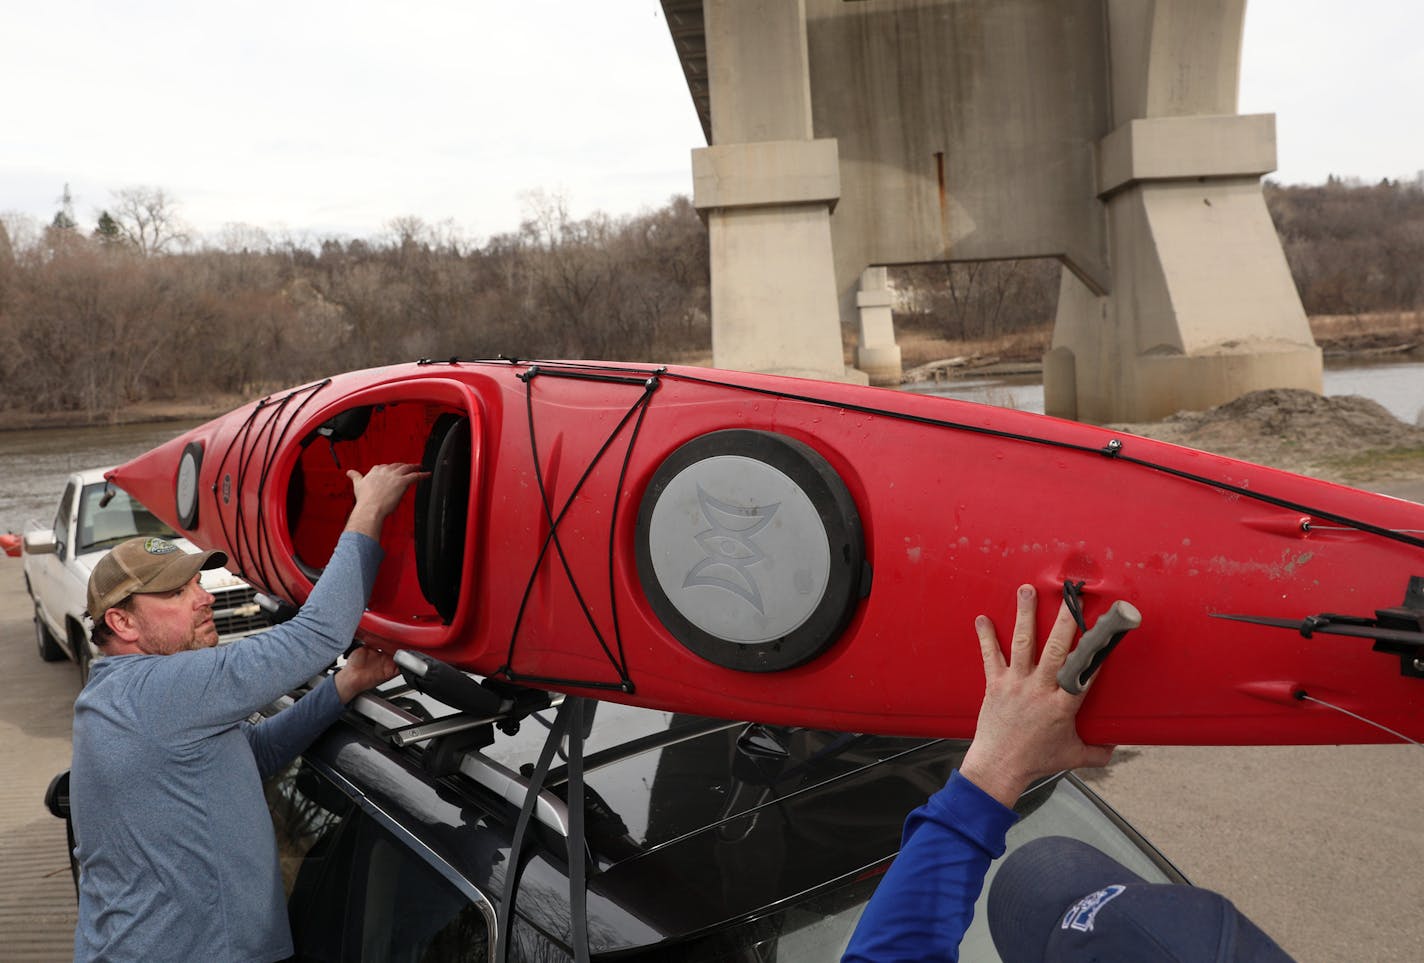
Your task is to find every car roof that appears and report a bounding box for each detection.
[71,466,115,486]
[307,686,966,955]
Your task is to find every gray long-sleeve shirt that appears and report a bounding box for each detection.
[70,531,383,962]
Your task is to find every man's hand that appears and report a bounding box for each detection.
[958,583,1115,807]
[334,645,400,703]
[343,463,431,539]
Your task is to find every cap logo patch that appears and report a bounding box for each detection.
[1061,884,1126,934]
[143,537,179,555]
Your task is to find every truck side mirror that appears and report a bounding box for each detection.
[22,529,58,556]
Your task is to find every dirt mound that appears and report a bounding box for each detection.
[1110,388,1424,482]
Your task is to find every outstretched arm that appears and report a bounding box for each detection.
[343,462,430,540]
[959,583,1115,807]
[153,463,427,736]
[842,583,1114,963]
[247,646,402,777]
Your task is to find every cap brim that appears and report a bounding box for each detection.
[988,836,1149,961]
[141,549,228,594]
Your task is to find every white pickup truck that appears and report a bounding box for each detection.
[23,466,269,682]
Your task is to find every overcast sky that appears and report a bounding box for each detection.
[3,0,1419,244]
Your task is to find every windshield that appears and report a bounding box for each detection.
[638,775,1182,962]
[76,483,177,553]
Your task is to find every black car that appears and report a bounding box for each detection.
[47,653,1185,961]
[248,660,1186,962]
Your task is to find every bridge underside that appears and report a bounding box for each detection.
[662,0,1321,422]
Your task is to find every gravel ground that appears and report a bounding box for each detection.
[1091,392,1424,962]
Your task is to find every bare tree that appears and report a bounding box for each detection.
[108,186,189,255]
[890,258,1058,343]
[212,222,273,254]
[386,215,429,249]
[0,217,13,279]
[0,212,42,256]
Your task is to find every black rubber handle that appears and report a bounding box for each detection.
[394,650,509,716]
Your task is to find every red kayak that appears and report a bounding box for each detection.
[109,359,1424,745]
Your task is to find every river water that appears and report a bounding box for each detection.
[2,361,1421,534]
[908,359,1424,425]
[0,421,211,537]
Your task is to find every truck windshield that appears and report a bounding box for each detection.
[77,483,178,552]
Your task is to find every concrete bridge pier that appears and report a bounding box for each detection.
[1044,1,1322,424]
[854,267,903,386]
[668,0,1322,418]
[691,0,866,384]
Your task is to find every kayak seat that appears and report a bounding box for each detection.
[315,405,374,443]
[415,414,470,624]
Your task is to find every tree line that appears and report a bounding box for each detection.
[2,176,1420,418]
[1266,175,1424,317]
[0,190,709,417]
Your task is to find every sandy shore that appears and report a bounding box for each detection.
[1087,742,1422,962]
[0,557,84,959]
[0,396,248,434]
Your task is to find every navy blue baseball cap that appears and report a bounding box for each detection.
[988,836,1294,962]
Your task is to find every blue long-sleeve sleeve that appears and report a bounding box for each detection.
[244,675,346,779]
[842,771,1019,963]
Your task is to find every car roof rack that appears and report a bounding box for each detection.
[345,675,574,838]
[338,667,600,961]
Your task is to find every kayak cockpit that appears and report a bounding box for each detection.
[287,400,475,628]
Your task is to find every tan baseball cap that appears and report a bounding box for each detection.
[87,536,229,620]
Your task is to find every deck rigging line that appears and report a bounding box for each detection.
[498,366,661,693]
[211,380,330,602]
[1294,690,1423,747]
[478,358,1424,554]
[457,355,1424,698]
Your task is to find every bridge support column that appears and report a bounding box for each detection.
[855,267,902,386]
[692,0,865,383]
[1045,0,1322,423]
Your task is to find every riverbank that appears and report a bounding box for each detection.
[898,309,1424,382]
[0,394,251,434]
[1111,388,1424,496]
[2,311,1420,432]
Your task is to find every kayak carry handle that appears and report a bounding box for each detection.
[1058,600,1142,695]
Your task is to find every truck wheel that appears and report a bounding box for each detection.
[34,606,65,662]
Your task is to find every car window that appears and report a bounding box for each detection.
[76,483,177,552]
[269,760,499,962]
[633,775,1181,963]
[356,831,490,962]
[631,871,877,962]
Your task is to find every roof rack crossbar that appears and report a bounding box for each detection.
[458,753,571,838]
[347,689,571,837]
[390,693,567,748]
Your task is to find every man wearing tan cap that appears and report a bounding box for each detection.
[70,463,427,962]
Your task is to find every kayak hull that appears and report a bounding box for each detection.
[109,360,1424,745]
